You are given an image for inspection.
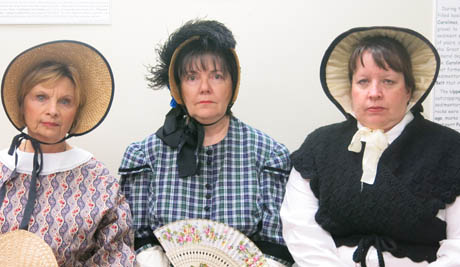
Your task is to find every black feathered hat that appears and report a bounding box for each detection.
[148,19,241,106]
[150,20,241,178]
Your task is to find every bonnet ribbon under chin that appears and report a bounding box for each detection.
[156,106,204,177]
[0,133,46,230]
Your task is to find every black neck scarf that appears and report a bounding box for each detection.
[0,133,44,230]
[156,106,204,177]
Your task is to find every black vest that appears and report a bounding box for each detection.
[291,113,460,263]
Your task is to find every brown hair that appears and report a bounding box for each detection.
[348,36,415,95]
[18,61,86,131]
[173,38,238,114]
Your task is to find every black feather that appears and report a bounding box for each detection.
[146,19,236,89]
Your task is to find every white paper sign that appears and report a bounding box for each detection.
[433,0,460,130]
[0,0,110,24]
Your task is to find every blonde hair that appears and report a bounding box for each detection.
[18,61,86,132]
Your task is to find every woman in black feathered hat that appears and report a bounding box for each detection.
[119,19,294,266]
[281,26,460,267]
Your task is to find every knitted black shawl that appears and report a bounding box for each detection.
[291,113,460,263]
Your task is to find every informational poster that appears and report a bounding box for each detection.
[433,0,460,130]
[0,0,110,24]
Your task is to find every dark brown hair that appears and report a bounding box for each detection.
[348,36,415,94]
[173,38,238,114]
[174,38,238,93]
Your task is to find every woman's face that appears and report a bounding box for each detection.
[23,77,78,143]
[180,54,232,124]
[351,51,411,131]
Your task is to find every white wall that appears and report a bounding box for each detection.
[0,0,435,175]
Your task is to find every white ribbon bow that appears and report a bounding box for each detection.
[348,127,388,185]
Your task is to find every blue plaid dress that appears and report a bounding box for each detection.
[119,116,291,263]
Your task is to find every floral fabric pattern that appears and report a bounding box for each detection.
[0,154,135,266]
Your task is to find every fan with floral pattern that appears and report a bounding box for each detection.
[154,219,267,267]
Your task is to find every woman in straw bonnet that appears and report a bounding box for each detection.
[280,26,460,267]
[0,40,135,266]
[119,19,293,266]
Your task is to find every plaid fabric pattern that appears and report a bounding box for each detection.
[120,116,291,250]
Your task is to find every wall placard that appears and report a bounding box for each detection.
[0,0,110,24]
[433,0,460,130]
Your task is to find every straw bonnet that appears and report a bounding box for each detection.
[148,19,241,106]
[0,230,58,267]
[1,40,114,137]
[319,26,440,116]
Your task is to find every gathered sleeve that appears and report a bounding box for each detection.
[428,196,460,267]
[254,142,294,264]
[259,142,291,243]
[119,141,156,252]
[119,141,151,177]
[84,176,136,266]
[280,169,347,267]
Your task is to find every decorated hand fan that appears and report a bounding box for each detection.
[154,219,267,267]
